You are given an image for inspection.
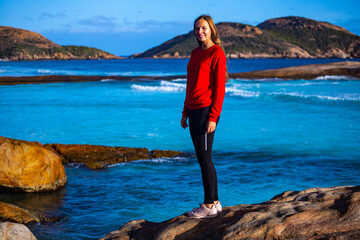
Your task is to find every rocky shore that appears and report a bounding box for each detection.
[1,136,359,239]
[100,185,360,240]
[0,61,359,86]
[231,60,360,80]
[0,136,182,239]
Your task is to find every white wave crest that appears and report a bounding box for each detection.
[108,162,128,168]
[138,158,174,163]
[274,81,330,86]
[131,81,186,92]
[0,69,6,73]
[315,75,356,80]
[271,92,360,101]
[37,69,52,74]
[137,157,189,163]
[226,84,260,97]
[101,79,117,82]
[171,78,187,82]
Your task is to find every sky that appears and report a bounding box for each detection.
[1,0,359,56]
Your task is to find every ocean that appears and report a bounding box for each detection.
[0,58,359,240]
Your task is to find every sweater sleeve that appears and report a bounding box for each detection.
[208,50,226,122]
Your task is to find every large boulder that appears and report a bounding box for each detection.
[0,137,67,192]
[0,222,37,240]
[99,185,360,240]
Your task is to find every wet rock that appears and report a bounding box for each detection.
[150,150,182,159]
[0,201,40,223]
[46,143,182,169]
[99,185,360,240]
[0,137,67,193]
[0,201,62,224]
[0,222,37,240]
[46,143,150,165]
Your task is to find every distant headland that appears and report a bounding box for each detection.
[0,26,122,61]
[132,16,360,59]
[1,16,360,61]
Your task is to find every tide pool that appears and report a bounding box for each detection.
[0,59,359,240]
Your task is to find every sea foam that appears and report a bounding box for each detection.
[37,69,53,74]
[315,75,357,80]
[271,92,360,101]
[131,81,186,92]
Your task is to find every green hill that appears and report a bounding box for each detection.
[0,26,121,61]
[133,16,360,59]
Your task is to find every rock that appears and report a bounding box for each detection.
[150,150,182,159]
[231,61,360,80]
[46,143,151,169]
[0,74,187,86]
[0,137,67,192]
[46,143,182,169]
[0,201,62,224]
[0,137,182,171]
[99,185,360,240]
[0,222,37,240]
[0,201,40,223]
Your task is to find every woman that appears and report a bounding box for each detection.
[181,14,227,218]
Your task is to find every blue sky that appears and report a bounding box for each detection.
[1,0,359,56]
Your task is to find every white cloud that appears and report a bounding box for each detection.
[58,18,192,34]
[39,12,67,20]
[78,15,118,28]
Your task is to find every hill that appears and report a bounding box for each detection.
[0,26,121,61]
[133,16,360,59]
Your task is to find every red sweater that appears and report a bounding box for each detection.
[182,45,226,122]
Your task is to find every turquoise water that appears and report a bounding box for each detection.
[0,59,360,239]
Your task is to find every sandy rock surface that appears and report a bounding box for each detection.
[0,222,37,240]
[99,185,360,240]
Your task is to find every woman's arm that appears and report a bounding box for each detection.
[208,50,226,123]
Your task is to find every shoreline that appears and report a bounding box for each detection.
[0,61,359,85]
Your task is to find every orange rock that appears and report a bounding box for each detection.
[150,150,182,159]
[0,137,67,192]
[0,201,40,224]
[0,201,61,224]
[46,143,151,169]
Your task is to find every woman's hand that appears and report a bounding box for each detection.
[206,120,216,133]
[181,116,188,129]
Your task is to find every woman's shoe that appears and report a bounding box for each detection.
[187,204,218,218]
[215,202,222,213]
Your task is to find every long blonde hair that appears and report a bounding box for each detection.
[194,15,229,81]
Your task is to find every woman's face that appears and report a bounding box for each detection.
[194,19,212,44]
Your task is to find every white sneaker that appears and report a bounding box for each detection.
[215,202,222,213]
[187,204,218,218]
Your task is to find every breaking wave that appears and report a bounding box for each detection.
[131,81,186,92]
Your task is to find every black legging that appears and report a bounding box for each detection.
[187,106,218,204]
